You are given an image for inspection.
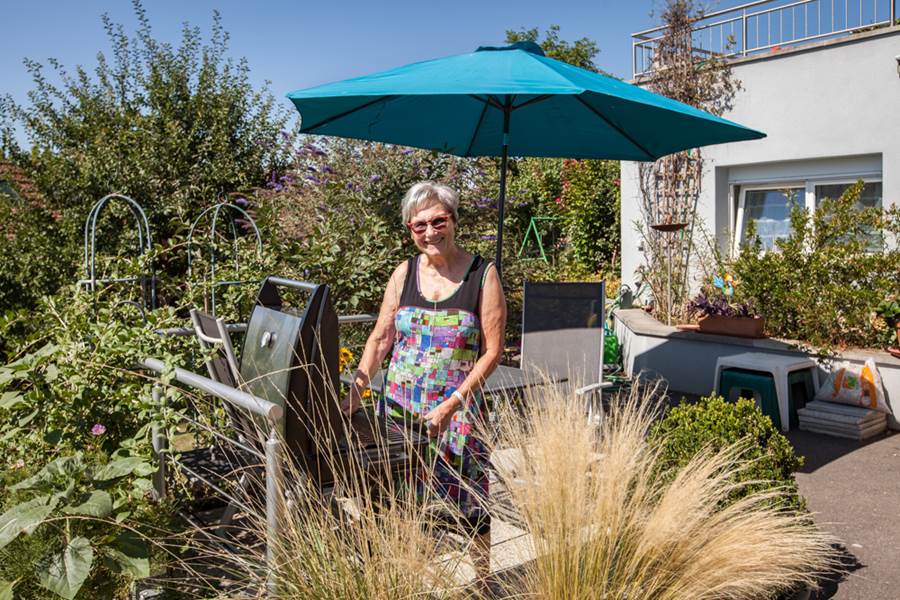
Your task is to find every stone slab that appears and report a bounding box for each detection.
[799,400,887,423]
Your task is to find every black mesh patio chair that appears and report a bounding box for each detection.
[521,281,612,422]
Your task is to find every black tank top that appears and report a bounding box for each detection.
[399,254,489,314]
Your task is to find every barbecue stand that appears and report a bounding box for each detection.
[148,276,428,542]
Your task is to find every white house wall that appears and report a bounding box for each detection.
[621,28,900,291]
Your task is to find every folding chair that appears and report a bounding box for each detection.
[187,309,263,535]
[520,281,613,423]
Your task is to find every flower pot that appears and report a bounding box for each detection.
[697,314,767,338]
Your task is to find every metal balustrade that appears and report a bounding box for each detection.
[633,0,898,78]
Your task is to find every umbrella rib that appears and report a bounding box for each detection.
[575,95,656,161]
[469,94,505,111]
[300,95,398,132]
[465,101,490,157]
[511,94,553,110]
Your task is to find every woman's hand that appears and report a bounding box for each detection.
[423,397,460,438]
[340,387,362,416]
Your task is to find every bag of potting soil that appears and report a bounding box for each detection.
[815,358,891,413]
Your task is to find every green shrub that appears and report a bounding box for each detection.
[0,189,74,314]
[0,451,172,599]
[733,181,900,350]
[0,285,201,596]
[0,1,290,313]
[559,158,620,272]
[650,395,805,512]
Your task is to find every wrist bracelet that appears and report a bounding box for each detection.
[451,390,466,406]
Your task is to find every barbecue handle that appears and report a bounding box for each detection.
[264,276,318,293]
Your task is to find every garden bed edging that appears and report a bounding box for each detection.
[613,309,900,430]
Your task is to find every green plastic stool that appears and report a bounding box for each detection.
[718,368,783,430]
[786,368,815,428]
[718,367,816,430]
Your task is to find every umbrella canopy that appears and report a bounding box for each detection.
[287,42,765,272]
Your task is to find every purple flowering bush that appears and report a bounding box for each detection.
[686,292,758,319]
[686,273,760,320]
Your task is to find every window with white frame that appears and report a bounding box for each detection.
[735,185,804,252]
[733,178,882,253]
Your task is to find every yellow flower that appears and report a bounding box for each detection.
[338,347,354,372]
[362,389,372,400]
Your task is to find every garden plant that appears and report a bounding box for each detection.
[732,181,900,350]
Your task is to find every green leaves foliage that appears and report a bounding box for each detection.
[0,448,159,598]
[36,536,93,600]
[733,181,900,349]
[104,531,150,579]
[11,455,84,493]
[559,159,620,271]
[505,24,604,74]
[650,395,805,512]
[0,0,291,314]
[0,495,59,550]
[91,457,155,482]
[61,491,113,519]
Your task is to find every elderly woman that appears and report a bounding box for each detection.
[342,180,506,578]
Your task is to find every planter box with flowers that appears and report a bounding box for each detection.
[678,273,766,339]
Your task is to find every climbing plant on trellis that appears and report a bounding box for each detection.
[635,0,741,323]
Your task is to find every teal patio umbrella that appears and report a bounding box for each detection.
[287,41,765,274]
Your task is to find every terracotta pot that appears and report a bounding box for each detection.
[697,314,767,338]
[896,322,900,347]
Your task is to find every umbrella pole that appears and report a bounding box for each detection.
[495,101,511,279]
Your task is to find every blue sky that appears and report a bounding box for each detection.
[1,0,747,144]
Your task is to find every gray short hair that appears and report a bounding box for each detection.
[400,181,460,223]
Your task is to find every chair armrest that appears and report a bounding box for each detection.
[574,381,614,397]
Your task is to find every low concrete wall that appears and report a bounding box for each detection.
[613,309,900,429]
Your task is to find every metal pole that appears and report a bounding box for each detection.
[495,98,511,280]
[743,10,749,54]
[666,233,673,326]
[266,429,285,597]
[151,386,167,501]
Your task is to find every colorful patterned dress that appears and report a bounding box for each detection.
[381,254,491,533]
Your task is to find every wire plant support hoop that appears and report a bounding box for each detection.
[187,201,264,317]
[78,193,157,311]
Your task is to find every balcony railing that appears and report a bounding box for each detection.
[632,0,898,78]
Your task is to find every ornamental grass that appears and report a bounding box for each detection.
[487,380,841,600]
[174,375,840,599]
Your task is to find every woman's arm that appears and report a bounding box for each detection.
[341,261,407,415]
[424,263,506,434]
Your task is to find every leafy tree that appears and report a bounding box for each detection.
[0,0,291,309]
[505,25,605,74]
[500,27,620,273]
[560,158,620,271]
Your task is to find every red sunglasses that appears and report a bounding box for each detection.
[407,214,452,234]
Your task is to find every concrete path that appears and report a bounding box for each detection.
[788,429,900,599]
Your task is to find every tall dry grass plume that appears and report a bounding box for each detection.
[489,381,840,600]
[166,352,474,600]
